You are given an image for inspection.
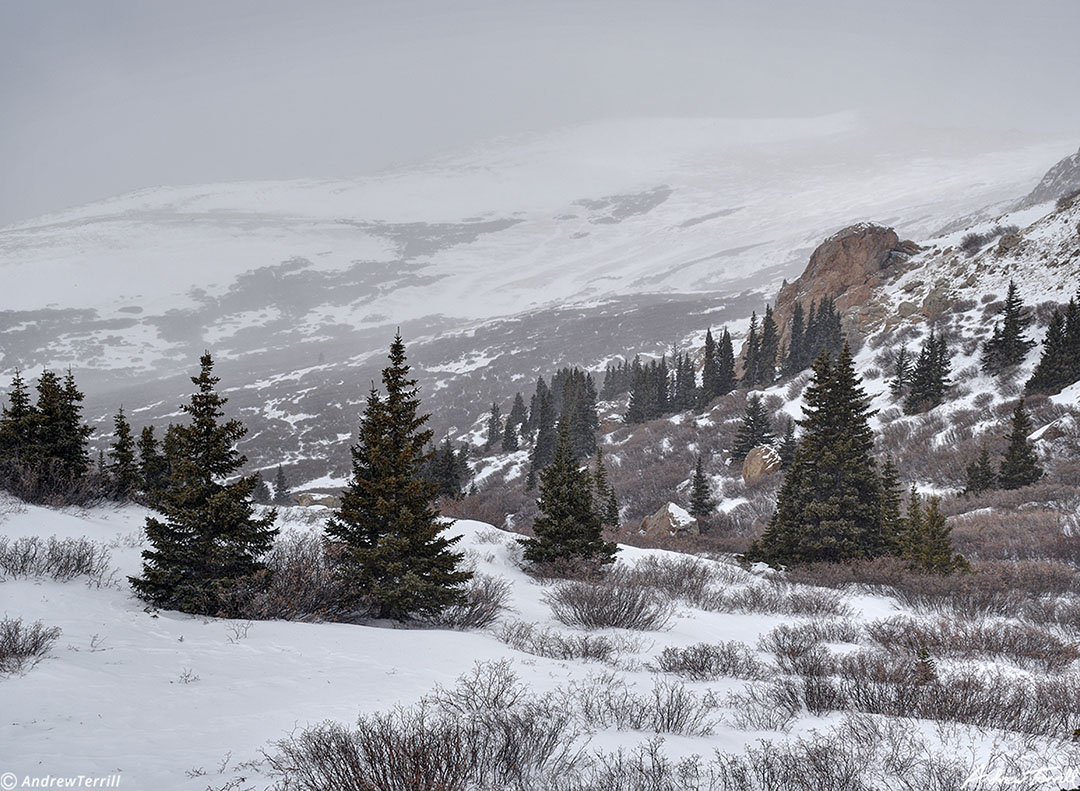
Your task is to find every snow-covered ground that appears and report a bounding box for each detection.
[1,498,1074,789]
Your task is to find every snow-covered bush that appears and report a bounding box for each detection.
[0,535,112,585]
[0,617,61,675]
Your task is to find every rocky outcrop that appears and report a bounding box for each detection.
[741,445,782,485]
[293,492,342,509]
[773,223,919,349]
[1018,145,1080,209]
[639,502,699,539]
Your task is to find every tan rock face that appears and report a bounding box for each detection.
[741,445,782,485]
[293,493,342,508]
[772,223,918,351]
[639,503,699,539]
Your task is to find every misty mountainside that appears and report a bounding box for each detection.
[2,115,1074,486]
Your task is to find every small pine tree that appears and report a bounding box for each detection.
[129,352,278,614]
[757,305,780,386]
[689,454,714,519]
[427,436,463,499]
[507,392,529,430]
[777,418,797,468]
[716,328,737,397]
[326,334,471,620]
[981,281,1035,374]
[877,456,905,556]
[782,302,806,377]
[889,345,912,398]
[1026,296,1080,395]
[137,426,169,506]
[500,418,519,452]
[107,406,139,500]
[272,464,292,506]
[252,472,273,505]
[903,493,968,574]
[997,399,1043,490]
[699,328,719,406]
[963,444,997,496]
[731,395,775,465]
[592,448,619,526]
[904,330,951,414]
[522,424,617,568]
[484,401,502,451]
[740,313,761,389]
[528,378,557,476]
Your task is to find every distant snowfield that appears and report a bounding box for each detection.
[1,115,1072,378]
[0,499,1067,789]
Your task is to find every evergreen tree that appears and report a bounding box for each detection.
[129,352,278,614]
[904,330,951,414]
[252,472,273,505]
[782,303,806,377]
[746,346,883,566]
[527,378,557,485]
[137,426,169,506]
[0,370,37,487]
[272,464,292,506]
[716,328,737,397]
[963,444,997,496]
[526,377,551,437]
[889,345,912,399]
[731,395,775,465]
[902,493,968,574]
[757,305,780,386]
[484,401,502,451]
[878,456,905,555]
[426,436,463,499]
[592,448,619,526]
[507,392,529,431]
[522,424,617,567]
[500,418,519,452]
[740,313,761,388]
[689,454,714,519]
[107,406,139,500]
[673,352,697,411]
[326,334,471,619]
[699,329,720,405]
[997,399,1043,490]
[981,281,1035,374]
[1026,296,1080,395]
[777,418,797,468]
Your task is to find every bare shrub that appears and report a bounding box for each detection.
[0,535,113,585]
[428,574,511,630]
[702,581,851,617]
[217,530,358,622]
[566,673,721,736]
[621,555,743,604]
[544,578,674,630]
[960,232,986,256]
[649,641,765,681]
[865,615,1079,672]
[0,617,62,674]
[495,620,643,663]
[269,676,581,791]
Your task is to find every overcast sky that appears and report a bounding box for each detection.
[3,0,1079,226]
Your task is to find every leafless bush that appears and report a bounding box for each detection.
[702,581,851,617]
[865,615,1079,672]
[269,665,582,791]
[960,232,986,256]
[786,371,811,400]
[649,640,765,681]
[495,620,643,663]
[217,530,359,622]
[620,555,748,604]
[0,617,61,674]
[544,578,675,630]
[0,534,113,585]
[427,573,511,630]
[566,673,722,736]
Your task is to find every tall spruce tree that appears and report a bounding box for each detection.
[700,329,720,406]
[782,302,806,377]
[716,328,737,397]
[129,353,278,614]
[592,448,619,526]
[777,418,797,468]
[252,472,273,505]
[889,346,912,399]
[326,335,471,619]
[981,281,1035,374]
[904,330,951,414]
[527,378,557,487]
[757,305,780,386]
[878,456,905,556]
[522,424,616,567]
[1027,296,1080,395]
[500,418,519,452]
[426,436,463,499]
[0,370,36,486]
[507,392,529,431]
[746,345,883,566]
[484,401,502,451]
[997,399,1043,490]
[740,313,761,388]
[272,464,292,506]
[963,444,997,496]
[107,406,139,500]
[689,454,714,519]
[731,395,775,465]
[137,426,169,506]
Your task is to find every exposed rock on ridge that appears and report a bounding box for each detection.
[1018,145,1080,209]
